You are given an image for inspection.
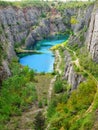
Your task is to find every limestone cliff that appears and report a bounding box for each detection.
[0,1,97,88]
[63,50,84,90]
[86,4,98,63]
[0,5,66,85]
[62,4,94,90]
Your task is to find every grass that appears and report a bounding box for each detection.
[34,73,53,106]
[50,40,68,51]
[0,58,38,129]
[47,78,97,130]
[0,62,53,129]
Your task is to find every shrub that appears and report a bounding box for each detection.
[41,12,46,18]
[67,79,96,111]
[38,100,43,108]
[54,80,63,93]
[47,99,58,118]
[80,34,84,42]
[0,61,37,127]
[70,16,78,24]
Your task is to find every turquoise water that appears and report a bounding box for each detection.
[19,36,68,73]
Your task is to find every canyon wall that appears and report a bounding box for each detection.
[0,2,98,88]
[86,4,98,63]
[63,5,94,90]
[63,50,85,90]
[0,5,67,85]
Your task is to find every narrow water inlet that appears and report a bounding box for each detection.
[19,36,68,73]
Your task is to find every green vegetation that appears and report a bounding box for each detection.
[0,43,3,65]
[0,0,97,129]
[57,1,94,11]
[40,12,47,18]
[0,58,37,129]
[0,25,3,35]
[54,79,63,93]
[68,43,98,80]
[33,111,45,130]
[15,38,26,49]
[77,47,98,79]
[70,16,78,24]
[0,0,49,8]
[46,29,98,130]
[34,73,53,103]
[47,78,97,130]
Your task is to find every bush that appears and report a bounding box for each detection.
[80,34,84,42]
[54,80,63,93]
[67,79,96,111]
[41,12,46,18]
[0,61,37,127]
[38,100,43,108]
[47,99,58,118]
[70,16,78,24]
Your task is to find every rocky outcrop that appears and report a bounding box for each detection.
[72,6,93,33]
[0,4,94,56]
[0,5,67,83]
[0,6,67,49]
[63,50,84,90]
[25,18,50,48]
[63,5,93,33]
[86,5,98,63]
[0,2,97,86]
[0,7,47,48]
[62,5,94,90]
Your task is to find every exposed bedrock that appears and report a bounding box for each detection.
[63,50,85,90]
[86,4,98,63]
[0,3,98,86]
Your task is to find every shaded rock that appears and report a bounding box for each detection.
[63,50,85,90]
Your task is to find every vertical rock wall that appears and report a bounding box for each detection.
[86,5,98,63]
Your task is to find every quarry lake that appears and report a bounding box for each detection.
[19,36,68,73]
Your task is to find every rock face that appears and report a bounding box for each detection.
[62,5,94,90]
[63,5,93,33]
[0,3,97,87]
[0,6,67,49]
[86,5,98,63]
[0,5,94,57]
[63,50,84,90]
[0,6,67,84]
[0,7,48,48]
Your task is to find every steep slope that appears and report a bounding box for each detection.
[86,4,98,63]
[46,1,98,130]
[0,1,98,129]
[0,3,66,85]
[0,2,94,85]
